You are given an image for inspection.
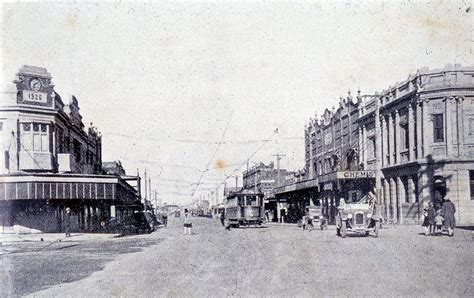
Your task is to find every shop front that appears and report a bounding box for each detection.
[0,173,141,233]
[318,171,375,224]
[273,178,319,223]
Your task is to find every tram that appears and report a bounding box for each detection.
[224,189,264,227]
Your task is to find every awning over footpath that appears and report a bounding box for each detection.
[0,173,140,204]
[274,178,319,195]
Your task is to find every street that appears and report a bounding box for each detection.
[1,217,473,297]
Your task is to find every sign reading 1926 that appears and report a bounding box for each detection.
[23,90,47,104]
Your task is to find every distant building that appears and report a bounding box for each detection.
[102,161,126,176]
[0,66,141,233]
[243,161,294,222]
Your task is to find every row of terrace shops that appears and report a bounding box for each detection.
[271,171,375,224]
[0,173,142,234]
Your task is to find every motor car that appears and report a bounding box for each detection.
[335,194,380,238]
[305,206,328,230]
[106,211,154,235]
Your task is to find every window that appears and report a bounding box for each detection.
[433,114,444,143]
[401,123,409,150]
[21,122,49,152]
[470,171,474,200]
[73,139,82,163]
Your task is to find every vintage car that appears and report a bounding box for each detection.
[335,194,380,238]
[305,206,328,230]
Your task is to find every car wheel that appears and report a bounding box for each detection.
[374,221,379,238]
[341,221,347,238]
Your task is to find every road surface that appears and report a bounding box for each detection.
[1,217,473,297]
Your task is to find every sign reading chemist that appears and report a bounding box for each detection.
[336,171,375,179]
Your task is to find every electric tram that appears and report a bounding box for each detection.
[224,189,264,227]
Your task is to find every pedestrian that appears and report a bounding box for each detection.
[183,209,192,235]
[434,210,444,236]
[301,214,307,230]
[427,202,436,236]
[219,210,225,227]
[421,204,430,235]
[224,218,231,231]
[64,207,71,237]
[306,215,313,231]
[441,197,456,237]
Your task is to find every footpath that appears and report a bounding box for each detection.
[0,232,118,243]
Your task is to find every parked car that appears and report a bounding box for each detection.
[336,194,380,238]
[106,211,154,235]
[305,206,328,230]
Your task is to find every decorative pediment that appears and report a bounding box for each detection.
[65,95,84,129]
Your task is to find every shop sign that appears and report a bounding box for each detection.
[323,183,333,190]
[336,171,375,179]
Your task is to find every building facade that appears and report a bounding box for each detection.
[0,66,141,233]
[359,64,474,225]
[0,65,102,174]
[243,162,294,222]
[278,64,474,226]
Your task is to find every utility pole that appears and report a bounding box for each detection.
[272,153,286,223]
[375,95,383,223]
[144,169,147,200]
[144,168,147,211]
[148,178,152,203]
[137,168,141,199]
[254,169,257,194]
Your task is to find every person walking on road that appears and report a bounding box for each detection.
[219,210,225,227]
[441,198,456,237]
[183,209,192,235]
[64,208,71,237]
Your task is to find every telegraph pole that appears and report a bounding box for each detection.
[144,168,147,211]
[148,178,152,203]
[375,95,383,224]
[272,153,286,223]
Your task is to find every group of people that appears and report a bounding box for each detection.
[422,198,456,236]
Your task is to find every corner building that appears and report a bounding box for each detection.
[0,66,141,233]
[359,65,474,224]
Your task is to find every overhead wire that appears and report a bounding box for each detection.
[190,110,234,197]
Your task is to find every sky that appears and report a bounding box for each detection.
[1,1,472,205]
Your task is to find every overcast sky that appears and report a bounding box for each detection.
[1,1,472,205]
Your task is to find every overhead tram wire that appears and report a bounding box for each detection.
[107,132,300,145]
[190,111,234,197]
[215,128,280,189]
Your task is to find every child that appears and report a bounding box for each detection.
[435,210,444,236]
[301,214,307,230]
[183,209,192,235]
[427,203,436,235]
